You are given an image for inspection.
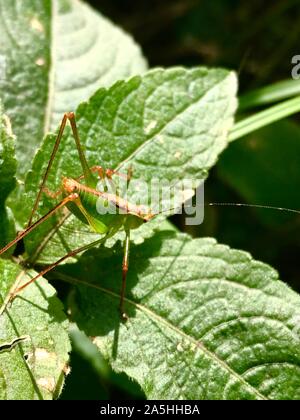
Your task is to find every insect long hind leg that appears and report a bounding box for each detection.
[120,229,131,321]
[28,112,94,227]
[28,114,69,227]
[67,112,94,186]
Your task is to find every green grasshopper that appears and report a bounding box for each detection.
[0,112,158,320]
[1,113,299,320]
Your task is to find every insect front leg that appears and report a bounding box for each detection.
[42,186,63,199]
[93,165,133,194]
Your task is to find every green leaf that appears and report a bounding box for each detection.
[0,101,16,249]
[0,259,70,400]
[23,67,237,264]
[0,0,51,176]
[0,0,146,176]
[0,104,16,202]
[62,232,300,400]
[68,325,145,399]
[69,325,109,379]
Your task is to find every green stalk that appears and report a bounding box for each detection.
[229,96,300,142]
[239,79,300,111]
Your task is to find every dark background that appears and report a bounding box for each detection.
[61,0,300,400]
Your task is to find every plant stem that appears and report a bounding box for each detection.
[239,79,300,111]
[229,96,300,142]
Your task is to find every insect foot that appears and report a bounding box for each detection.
[120,310,129,323]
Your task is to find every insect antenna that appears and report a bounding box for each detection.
[153,202,300,217]
[207,202,300,215]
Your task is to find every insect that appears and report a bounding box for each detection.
[0,112,158,320]
[1,113,300,320]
